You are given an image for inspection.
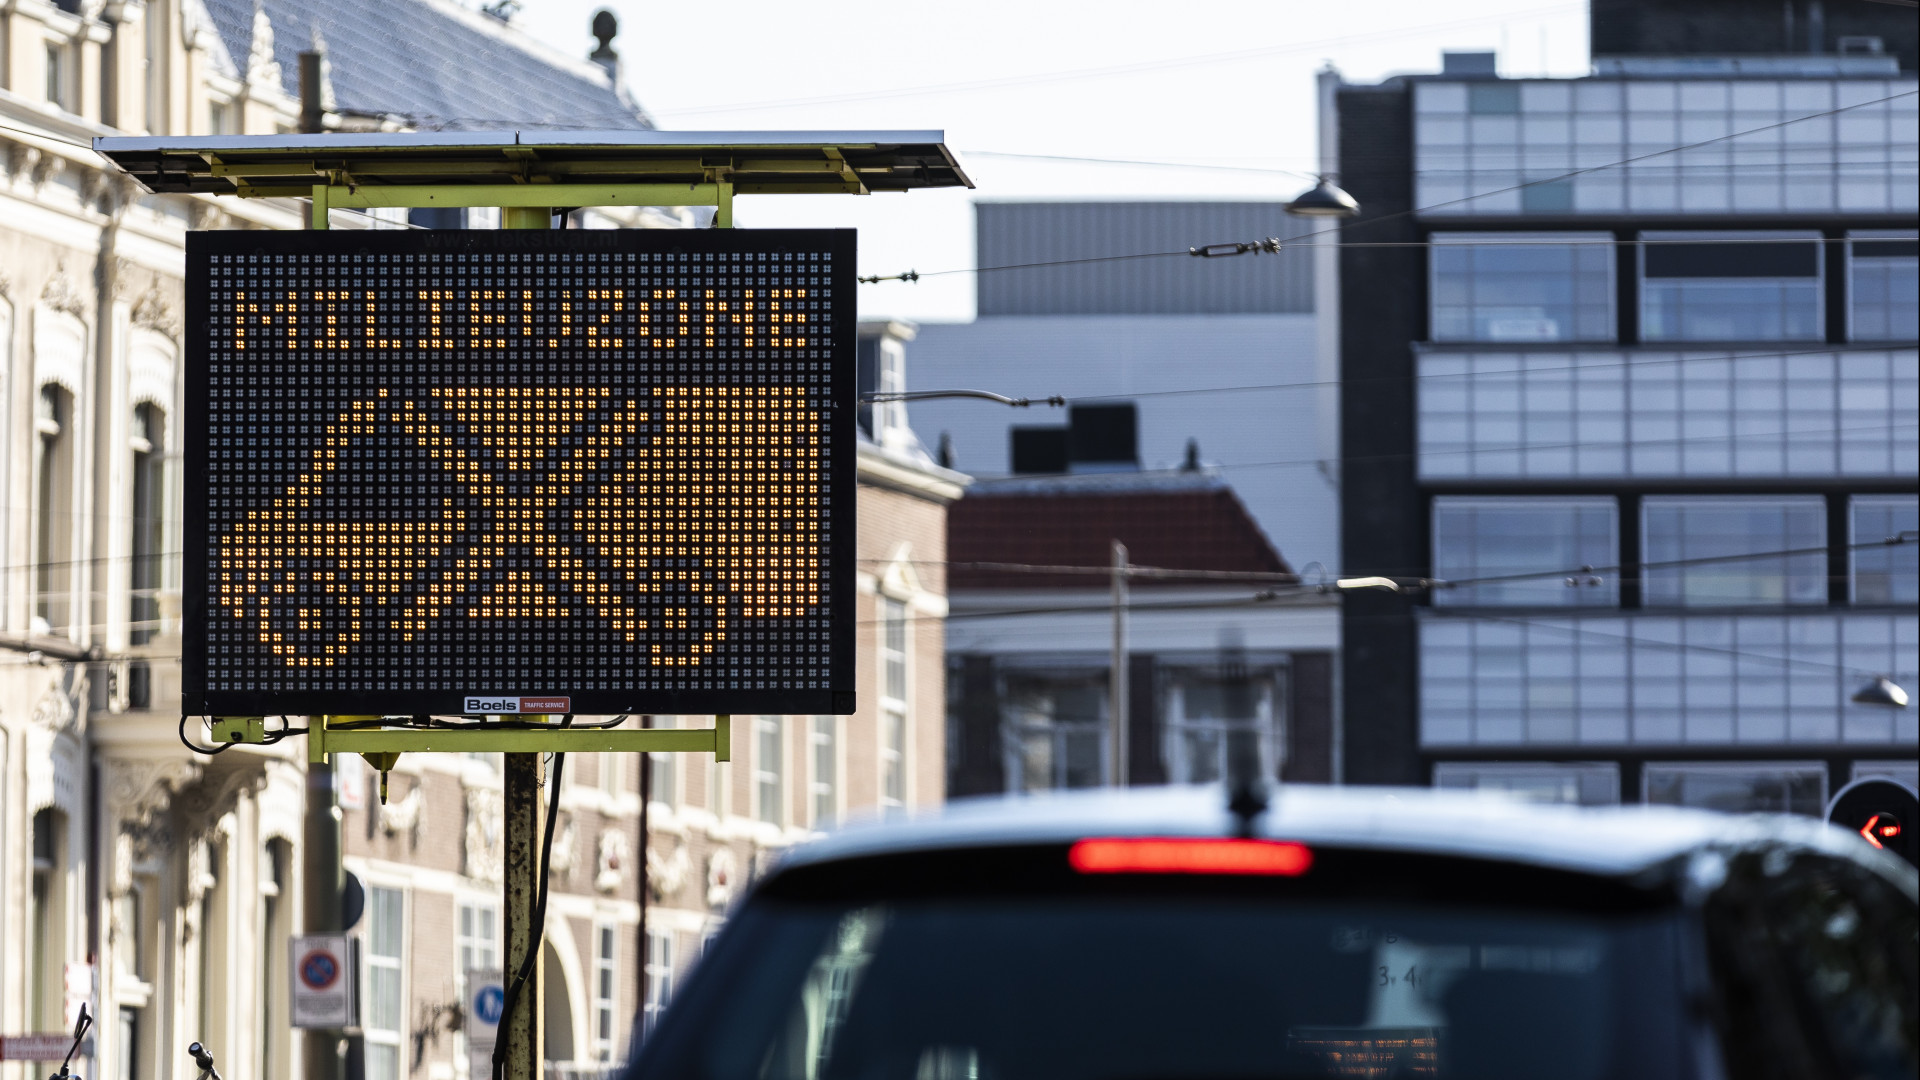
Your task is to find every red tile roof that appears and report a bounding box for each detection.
[948,476,1293,590]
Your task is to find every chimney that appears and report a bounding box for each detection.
[590,10,620,79]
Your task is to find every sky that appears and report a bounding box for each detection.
[515,0,1593,323]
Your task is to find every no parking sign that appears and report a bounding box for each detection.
[291,934,360,1028]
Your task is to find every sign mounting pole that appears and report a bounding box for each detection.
[500,201,550,1080]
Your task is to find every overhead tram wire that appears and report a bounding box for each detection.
[858,533,1920,592]
[857,89,1920,285]
[644,2,1587,118]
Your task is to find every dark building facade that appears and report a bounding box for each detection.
[1333,3,1917,810]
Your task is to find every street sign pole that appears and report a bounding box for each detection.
[501,203,550,1080]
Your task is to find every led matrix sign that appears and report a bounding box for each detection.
[185,229,855,716]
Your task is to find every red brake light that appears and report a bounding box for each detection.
[1068,838,1313,877]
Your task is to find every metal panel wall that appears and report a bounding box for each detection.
[975,202,1316,316]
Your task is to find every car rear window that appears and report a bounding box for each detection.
[635,844,1691,1080]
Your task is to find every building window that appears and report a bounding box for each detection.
[1848,231,1919,342]
[1002,672,1106,793]
[809,716,837,827]
[130,404,166,645]
[1430,232,1614,342]
[1640,231,1823,342]
[599,752,623,798]
[34,386,76,636]
[456,900,498,981]
[646,716,676,806]
[1433,497,1618,607]
[1432,762,1620,805]
[1165,669,1282,785]
[144,6,164,134]
[30,809,65,1030]
[594,923,618,1063]
[195,839,228,1064]
[1643,496,1827,607]
[259,840,291,1079]
[642,929,673,1037]
[1852,495,1920,605]
[1644,762,1827,816]
[208,98,235,135]
[47,43,70,110]
[364,886,405,1080]
[880,597,910,812]
[754,716,784,826]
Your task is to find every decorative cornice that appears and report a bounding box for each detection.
[464,786,503,884]
[644,841,690,902]
[104,756,204,826]
[132,281,180,337]
[40,265,88,318]
[595,828,630,894]
[377,778,425,847]
[245,0,282,91]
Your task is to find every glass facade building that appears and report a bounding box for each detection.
[1336,29,1917,811]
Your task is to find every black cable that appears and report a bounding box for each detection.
[492,752,565,1080]
[178,714,232,756]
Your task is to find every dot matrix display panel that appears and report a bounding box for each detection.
[184,229,856,717]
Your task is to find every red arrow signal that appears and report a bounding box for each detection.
[1859,812,1903,850]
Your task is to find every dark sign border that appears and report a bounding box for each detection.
[184,227,856,717]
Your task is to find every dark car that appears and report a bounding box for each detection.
[629,784,1918,1080]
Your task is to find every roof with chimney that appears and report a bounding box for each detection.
[948,472,1294,591]
[198,0,651,131]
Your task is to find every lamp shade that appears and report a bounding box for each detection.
[1852,675,1911,708]
[1285,178,1360,218]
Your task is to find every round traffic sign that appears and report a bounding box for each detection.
[299,949,342,991]
[1828,777,1920,867]
[473,985,506,1026]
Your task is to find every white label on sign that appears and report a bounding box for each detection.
[0,1035,78,1061]
[466,968,505,1079]
[291,934,356,1028]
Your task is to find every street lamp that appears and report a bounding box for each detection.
[1285,177,1360,218]
[1852,675,1911,709]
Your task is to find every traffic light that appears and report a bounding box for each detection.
[1827,778,1919,868]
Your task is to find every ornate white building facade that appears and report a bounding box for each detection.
[0,2,673,1078]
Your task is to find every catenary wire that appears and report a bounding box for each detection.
[617,3,1589,118]
[859,89,1920,283]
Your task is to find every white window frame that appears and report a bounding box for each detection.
[363,886,406,1080]
[593,921,619,1063]
[453,898,498,1063]
[809,715,838,828]
[642,929,674,1037]
[646,716,677,808]
[1162,672,1282,786]
[1001,671,1109,794]
[878,596,911,813]
[753,715,785,826]
[599,752,623,799]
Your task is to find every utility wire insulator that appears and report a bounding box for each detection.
[858,270,920,284]
[1189,238,1283,258]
